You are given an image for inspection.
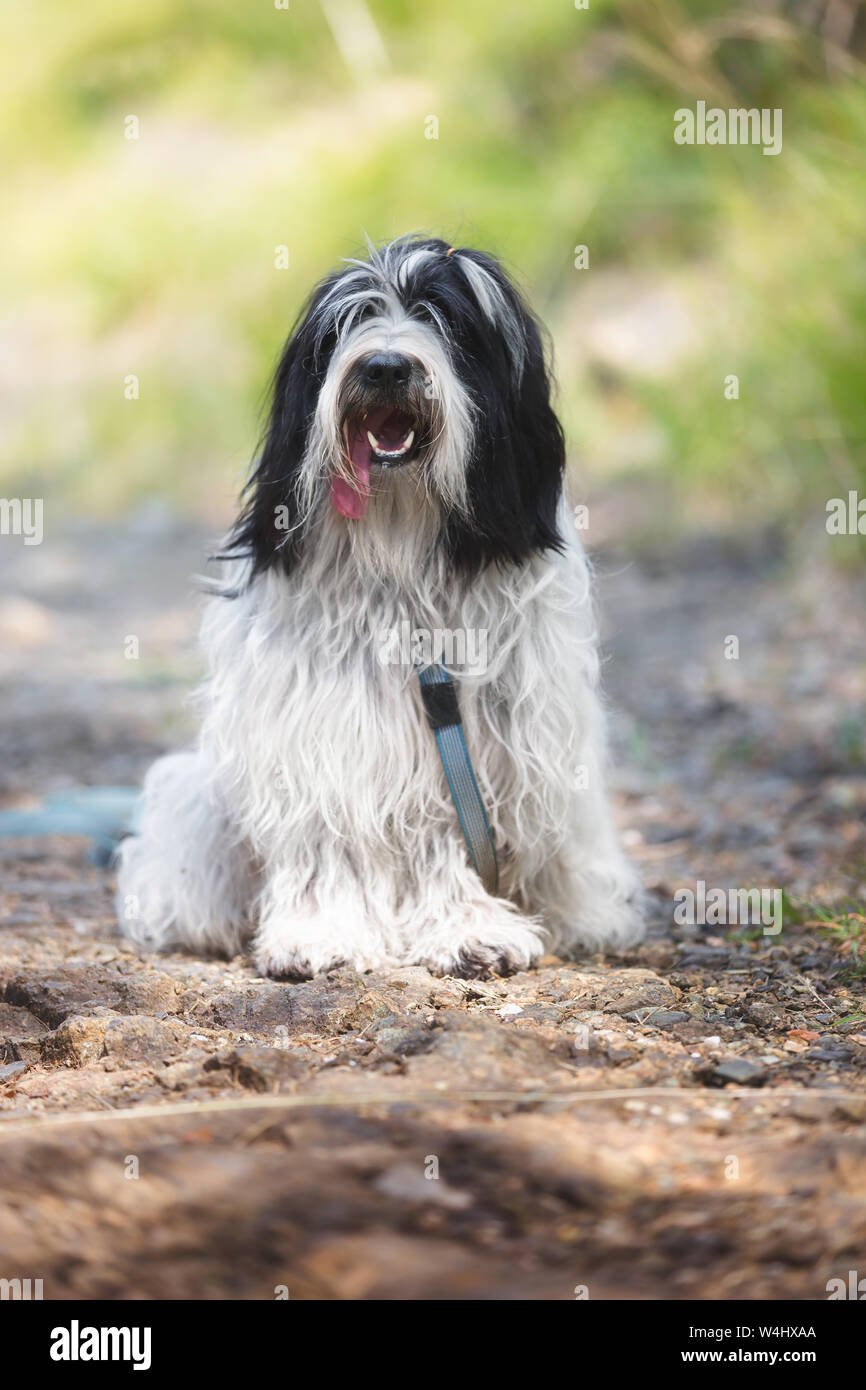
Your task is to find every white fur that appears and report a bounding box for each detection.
[117,250,643,977]
[117,498,642,976]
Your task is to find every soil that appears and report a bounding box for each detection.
[1,504,865,1300]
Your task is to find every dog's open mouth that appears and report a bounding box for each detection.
[332,407,420,519]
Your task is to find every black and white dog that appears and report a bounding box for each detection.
[117,235,643,978]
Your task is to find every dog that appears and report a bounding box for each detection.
[117,235,643,979]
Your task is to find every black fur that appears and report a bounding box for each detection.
[224,236,566,582]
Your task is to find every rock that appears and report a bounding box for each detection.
[0,1001,47,1040]
[199,966,464,1040]
[409,1009,563,1088]
[373,1163,473,1209]
[0,1060,28,1082]
[603,976,680,1016]
[102,1015,190,1063]
[513,1003,564,1025]
[202,1046,309,1091]
[0,1001,48,1064]
[498,1003,524,1020]
[742,1000,781,1029]
[200,975,381,1037]
[831,1097,866,1122]
[4,966,179,1028]
[806,1046,852,1063]
[368,1021,433,1058]
[677,948,732,969]
[707,1058,767,1087]
[200,982,310,1034]
[41,1011,113,1066]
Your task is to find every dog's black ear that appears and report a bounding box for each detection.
[221,277,340,582]
[440,251,566,574]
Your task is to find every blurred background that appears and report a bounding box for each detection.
[2,0,864,533]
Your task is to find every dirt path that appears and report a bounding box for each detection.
[1,508,865,1300]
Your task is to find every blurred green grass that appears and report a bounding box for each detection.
[1,0,864,523]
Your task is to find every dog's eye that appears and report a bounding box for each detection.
[411,299,451,339]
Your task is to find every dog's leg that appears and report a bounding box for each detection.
[116,750,257,956]
[527,803,645,956]
[253,858,400,979]
[520,648,645,954]
[474,521,644,958]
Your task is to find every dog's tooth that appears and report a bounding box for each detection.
[366,430,379,450]
[403,429,414,450]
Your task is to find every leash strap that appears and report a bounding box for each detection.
[417,663,499,895]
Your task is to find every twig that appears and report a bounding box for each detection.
[0,1084,863,1142]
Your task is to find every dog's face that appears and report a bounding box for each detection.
[229,236,565,580]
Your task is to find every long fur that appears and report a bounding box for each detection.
[117,235,643,978]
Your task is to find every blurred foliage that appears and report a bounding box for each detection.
[0,0,864,522]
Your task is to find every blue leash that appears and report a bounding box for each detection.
[417,664,499,895]
[0,787,141,865]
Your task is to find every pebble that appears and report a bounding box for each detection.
[0,1060,28,1082]
[498,1004,524,1020]
[711,1058,767,1087]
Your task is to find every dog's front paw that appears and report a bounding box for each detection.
[448,943,531,980]
[411,914,544,980]
[253,909,390,980]
[253,916,345,980]
[255,945,346,981]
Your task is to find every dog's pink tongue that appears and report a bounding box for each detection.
[331,467,369,519]
[332,422,371,519]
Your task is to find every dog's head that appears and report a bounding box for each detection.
[229,236,565,580]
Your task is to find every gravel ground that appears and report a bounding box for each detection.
[1,505,865,1300]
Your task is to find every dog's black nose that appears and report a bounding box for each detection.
[361,352,413,390]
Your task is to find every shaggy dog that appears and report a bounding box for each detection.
[117,235,643,978]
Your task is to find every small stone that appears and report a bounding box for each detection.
[0,1060,28,1082]
[373,1163,472,1209]
[806,1046,852,1063]
[710,1058,767,1087]
[41,1013,112,1067]
[498,1003,524,1020]
[201,1046,309,1090]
